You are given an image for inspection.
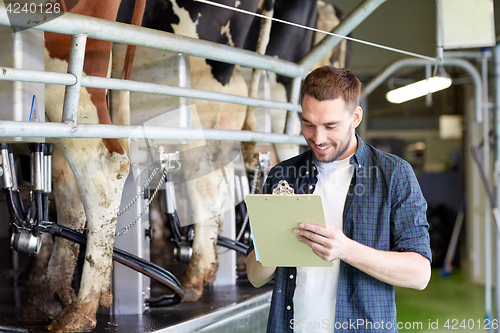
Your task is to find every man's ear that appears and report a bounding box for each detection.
[352,106,363,129]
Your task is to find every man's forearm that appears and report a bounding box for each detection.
[246,250,276,288]
[342,239,431,290]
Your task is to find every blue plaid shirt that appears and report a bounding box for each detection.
[252,135,431,333]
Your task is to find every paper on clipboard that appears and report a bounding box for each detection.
[245,194,333,267]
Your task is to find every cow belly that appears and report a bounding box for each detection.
[190,57,248,130]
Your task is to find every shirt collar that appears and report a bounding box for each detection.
[350,134,368,171]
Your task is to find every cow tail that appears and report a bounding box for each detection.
[241,0,274,168]
[116,0,148,155]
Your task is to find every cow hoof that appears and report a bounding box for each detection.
[48,303,96,333]
[20,299,52,323]
[21,293,64,322]
[181,285,203,302]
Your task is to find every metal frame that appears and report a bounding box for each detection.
[0,0,387,319]
[0,0,385,142]
[361,57,483,122]
[361,51,500,327]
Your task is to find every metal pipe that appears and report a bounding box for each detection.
[435,0,444,63]
[494,42,500,333]
[178,54,191,127]
[0,67,77,85]
[12,27,23,122]
[444,51,492,60]
[361,57,483,123]
[82,75,301,112]
[61,33,87,127]
[482,49,493,324]
[44,144,53,194]
[1,146,13,189]
[29,143,44,191]
[8,151,18,191]
[0,7,304,79]
[0,120,306,144]
[285,76,302,135]
[0,67,302,112]
[299,0,387,70]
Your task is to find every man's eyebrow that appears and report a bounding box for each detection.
[324,121,340,126]
[301,116,339,126]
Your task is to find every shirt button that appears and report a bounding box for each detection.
[289,274,294,279]
[309,185,313,190]
[287,305,291,310]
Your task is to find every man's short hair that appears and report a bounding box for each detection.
[300,66,361,109]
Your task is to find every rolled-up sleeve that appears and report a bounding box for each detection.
[390,160,432,262]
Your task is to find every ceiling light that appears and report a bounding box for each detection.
[386,76,452,104]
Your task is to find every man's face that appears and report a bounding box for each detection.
[301,95,362,163]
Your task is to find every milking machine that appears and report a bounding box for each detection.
[5,142,52,256]
[162,151,272,264]
[2,141,185,304]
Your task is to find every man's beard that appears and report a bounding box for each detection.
[309,130,353,164]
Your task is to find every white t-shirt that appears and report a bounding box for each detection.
[292,155,354,333]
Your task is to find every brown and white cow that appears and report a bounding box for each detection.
[21,1,130,331]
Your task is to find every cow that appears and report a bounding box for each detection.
[20,1,130,332]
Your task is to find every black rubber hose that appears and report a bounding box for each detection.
[217,236,249,255]
[166,212,183,245]
[47,224,184,302]
[33,191,43,237]
[15,190,25,220]
[237,201,247,224]
[6,189,25,227]
[42,193,49,222]
[146,294,182,308]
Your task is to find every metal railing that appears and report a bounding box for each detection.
[0,0,385,143]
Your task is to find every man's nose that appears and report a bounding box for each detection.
[313,128,327,145]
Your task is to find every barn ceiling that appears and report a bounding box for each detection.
[327,0,500,78]
[323,0,500,135]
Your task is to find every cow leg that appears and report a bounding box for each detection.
[21,144,85,322]
[177,58,247,300]
[180,141,231,301]
[46,139,129,332]
[241,0,274,166]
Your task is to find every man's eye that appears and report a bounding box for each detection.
[326,126,336,130]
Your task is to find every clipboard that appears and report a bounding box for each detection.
[245,194,333,267]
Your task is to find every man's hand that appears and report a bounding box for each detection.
[294,222,431,290]
[294,223,350,262]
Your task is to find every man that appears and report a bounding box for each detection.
[246,66,431,332]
